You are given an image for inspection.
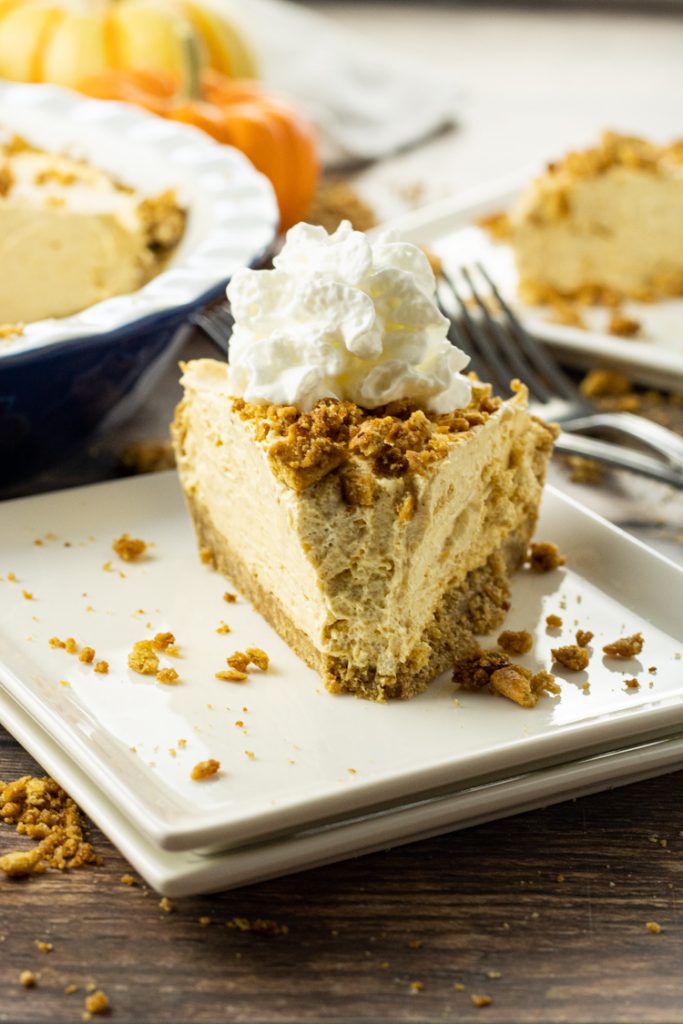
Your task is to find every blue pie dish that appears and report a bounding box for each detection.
[0,83,279,485]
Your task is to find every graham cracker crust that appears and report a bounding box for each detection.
[184,489,535,702]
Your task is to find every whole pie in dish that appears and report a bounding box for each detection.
[172,222,557,701]
[0,133,185,323]
[509,131,683,305]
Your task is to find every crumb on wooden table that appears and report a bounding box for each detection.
[551,644,590,671]
[159,897,173,913]
[112,534,147,562]
[497,629,533,655]
[646,921,662,934]
[603,632,644,658]
[191,759,220,781]
[226,916,289,936]
[527,542,566,573]
[0,775,99,877]
[120,873,136,886]
[34,940,52,953]
[470,994,492,1008]
[19,970,36,987]
[84,989,109,1015]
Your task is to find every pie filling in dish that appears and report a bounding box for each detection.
[172,222,557,701]
[508,131,683,306]
[0,132,186,323]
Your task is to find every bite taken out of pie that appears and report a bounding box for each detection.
[509,132,683,305]
[172,222,557,702]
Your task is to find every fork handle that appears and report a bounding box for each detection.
[554,432,683,489]
[560,412,683,474]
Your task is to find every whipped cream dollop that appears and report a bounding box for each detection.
[226,221,471,414]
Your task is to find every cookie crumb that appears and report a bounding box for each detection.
[625,677,640,690]
[159,897,173,913]
[226,916,289,936]
[65,637,78,654]
[65,984,78,995]
[120,874,136,886]
[470,994,492,1008]
[79,647,95,664]
[409,981,424,994]
[84,990,109,1015]
[223,591,237,603]
[93,661,109,674]
[575,629,593,647]
[19,970,36,988]
[608,311,640,337]
[527,542,565,573]
[603,633,644,658]
[112,534,147,561]
[199,916,212,927]
[497,629,533,655]
[127,640,159,675]
[152,632,175,651]
[34,940,52,953]
[246,647,269,671]
[191,759,220,781]
[215,669,248,682]
[49,636,66,649]
[646,921,662,934]
[156,667,179,685]
[545,614,563,629]
[551,644,590,671]
[216,622,231,634]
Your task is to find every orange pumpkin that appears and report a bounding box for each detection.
[79,68,319,231]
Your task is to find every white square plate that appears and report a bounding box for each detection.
[382,177,683,393]
[1,472,683,856]
[4,679,683,897]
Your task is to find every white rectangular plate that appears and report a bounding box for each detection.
[1,472,683,855]
[383,178,683,392]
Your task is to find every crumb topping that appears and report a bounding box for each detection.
[603,632,644,658]
[232,385,504,495]
[551,644,590,671]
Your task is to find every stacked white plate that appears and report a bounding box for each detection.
[2,471,683,895]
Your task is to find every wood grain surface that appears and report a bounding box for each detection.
[1,725,682,1024]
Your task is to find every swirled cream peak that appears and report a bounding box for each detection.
[226,221,471,413]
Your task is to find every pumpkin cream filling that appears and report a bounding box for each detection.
[0,134,185,323]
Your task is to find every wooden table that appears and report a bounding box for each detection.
[3,4,683,1022]
[3,728,683,1023]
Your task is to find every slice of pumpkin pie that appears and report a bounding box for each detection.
[510,131,683,304]
[172,222,556,701]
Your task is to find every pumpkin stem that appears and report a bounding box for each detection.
[180,27,202,100]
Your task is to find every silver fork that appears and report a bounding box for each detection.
[190,296,683,489]
[439,263,683,486]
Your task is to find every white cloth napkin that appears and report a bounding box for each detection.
[208,0,461,168]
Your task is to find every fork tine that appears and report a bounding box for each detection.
[475,262,578,401]
[437,295,490,384]
[440,268,512,396]
[461,266,554,404]
[190,301,234,356]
